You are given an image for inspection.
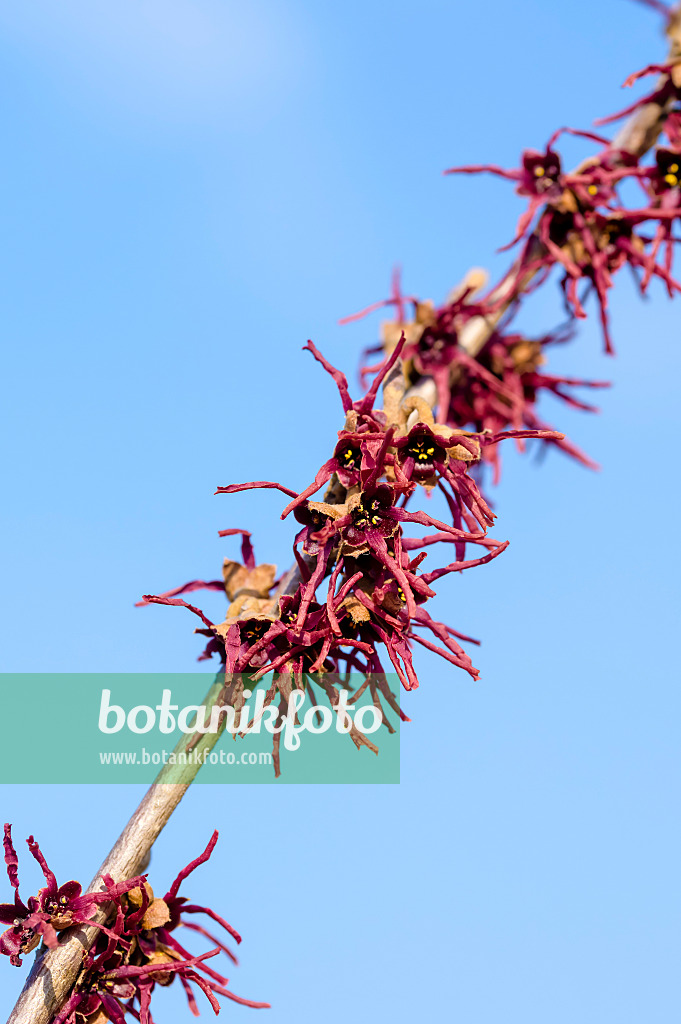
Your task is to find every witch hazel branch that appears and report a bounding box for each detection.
[6,4,681,1024]
[137,6,681,774]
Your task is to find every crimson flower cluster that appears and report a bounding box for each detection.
[345,275,608,483]
[446,92,681,352]
[1,826,267,1023]
[141,336,560,753]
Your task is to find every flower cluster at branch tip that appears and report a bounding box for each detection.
[1,825,268,1022]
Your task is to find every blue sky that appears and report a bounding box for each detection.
[1,1,679,1021]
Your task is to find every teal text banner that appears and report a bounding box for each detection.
[0,674,401,784]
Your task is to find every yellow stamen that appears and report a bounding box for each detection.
[587,185,598,196]
[534,166,544,177]
[665,173,679,186]
[670,163,679,172]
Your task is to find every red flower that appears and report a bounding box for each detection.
[445,128,618,250]
[0,825,145,969]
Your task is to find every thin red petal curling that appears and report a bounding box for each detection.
[3,825,21,897]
